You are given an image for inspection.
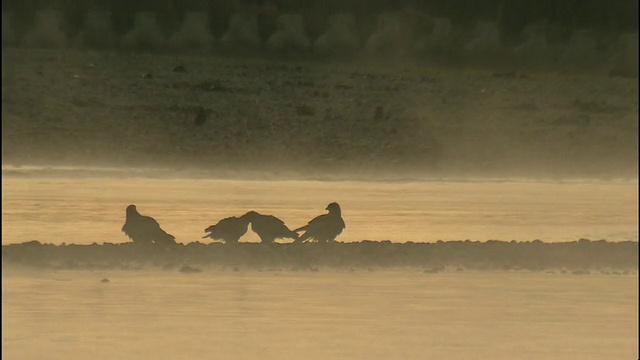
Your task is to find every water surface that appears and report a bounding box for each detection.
[2,269,638,360]
[2,175,637,245]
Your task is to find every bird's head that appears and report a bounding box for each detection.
[126,204,138,216]
[241,211,260,221]
[326,202,341,215]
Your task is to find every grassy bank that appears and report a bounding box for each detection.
[2,48,637,179]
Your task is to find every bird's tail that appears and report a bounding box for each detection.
[295,233,311,243]
[288,231,301,242]
[155,233,177,246]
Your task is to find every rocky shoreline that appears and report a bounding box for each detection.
[3,239,637,273]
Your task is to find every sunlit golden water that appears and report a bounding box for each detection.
[2,173,638,359]
[1,176,638,245]
[2,269,637,360]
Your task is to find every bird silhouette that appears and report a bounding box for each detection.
[203,216,250,244]
[294,202,345,243]
[241,211,299,244]
[122,205,177,247]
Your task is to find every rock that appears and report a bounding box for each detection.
[179,265,202,273]
[173,65,187,73]
[296,104,315,116]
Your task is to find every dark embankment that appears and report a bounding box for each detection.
[3,48,638,179]
[2,239,637,273]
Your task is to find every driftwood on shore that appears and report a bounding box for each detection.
[2,239,637,273]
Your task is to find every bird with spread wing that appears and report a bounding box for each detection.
[242,211,300,244]
[203,216,250,244]
[294,202,345,243]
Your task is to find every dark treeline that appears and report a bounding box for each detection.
[3,0,638,42]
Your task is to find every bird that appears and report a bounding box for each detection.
[121,205,177,247]
[241,211,300,244]
[203,216,250,244]
[294,202,345,243]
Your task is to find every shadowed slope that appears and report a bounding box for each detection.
[122,204,177,246]
[294,202,346,243]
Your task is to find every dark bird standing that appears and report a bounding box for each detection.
[122,205,177,247]
[294,202,346,243]
[203,216,250,244]
[241,211,300,244]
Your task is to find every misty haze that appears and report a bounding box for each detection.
[2,0,638,359]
